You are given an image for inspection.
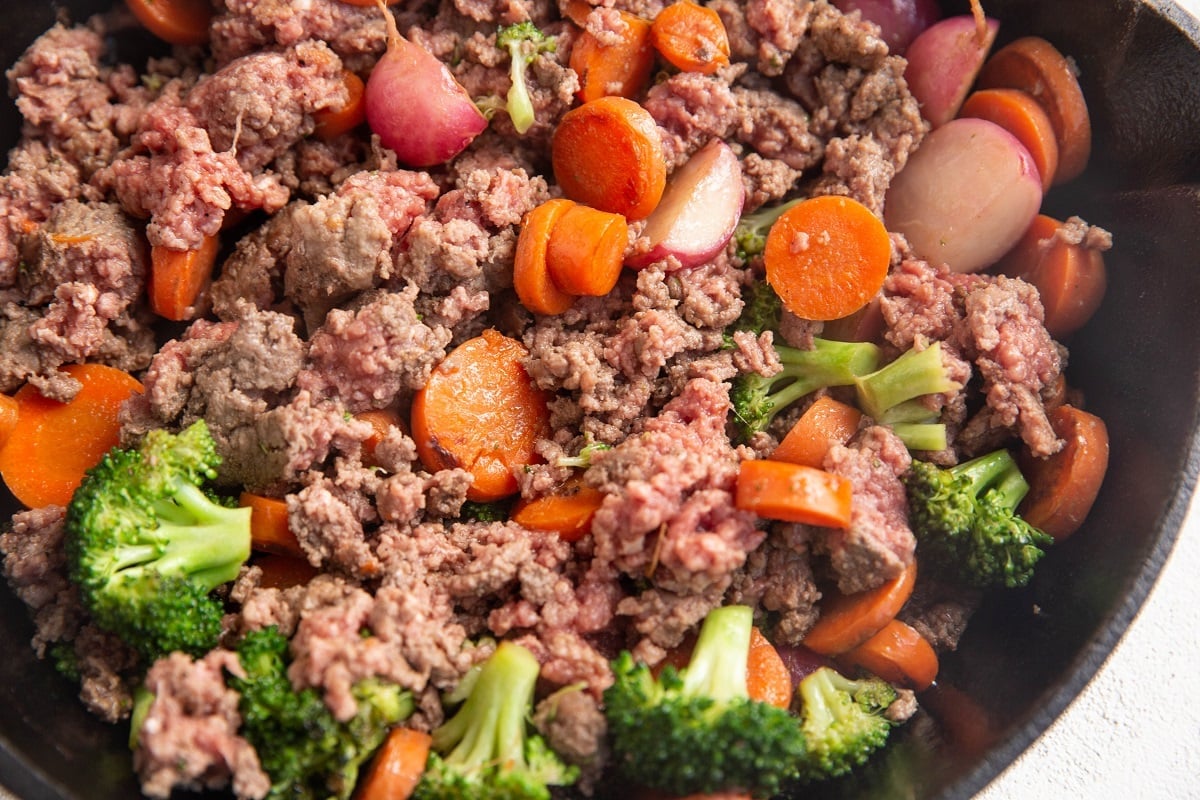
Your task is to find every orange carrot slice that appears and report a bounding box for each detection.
[650,0,731,75]
[315,70,368,142]
[514,199,579,316]
[840,618,939,691]
[546,203,629,297]
[772,396,863,469]
[734,459,853,528]
[803,559,918,656]
[149,234,221,322]
[510,481,606,543]
[570,11,656,102]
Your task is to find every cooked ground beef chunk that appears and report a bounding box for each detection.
[0,1,1105,797]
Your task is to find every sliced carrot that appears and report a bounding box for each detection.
[510,480,606,543]
[772,396,863,469]
[546,203,629,297]
[0,394,18,453]
[763,195,891,322]
[803,559,918,656]
[514,199,579,316]
[239,492,304,557]
[976,36,1092,184]
[253,553,319,590]
[570,11,656,102]
[315,70,367,142]
[355,726,432,800]
[994,214,1107,338]
[734,459,853,528]
[149,234,221,322]
[0,364,143,509]
[650,0,731,75]
[125,0,212,46]
[840,618,939,691]
[551,96,667,221]
[355,407,407,463]
[959,88,1060,189]
[1018,404,1109,541]
[747,626,793,710]
[337,0,401,4]
[562,0,596,26]
[410,330,552,502]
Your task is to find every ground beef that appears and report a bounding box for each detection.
[134,649,270,800]
[817,425,915,593]
[532,686,608,788]
[210,0,387,71]
[726,523,822,644]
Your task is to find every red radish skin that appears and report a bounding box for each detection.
[365,1,487,167]
[626,139,744,270]
[884,117,1043,274]
[904,15,999,127]
[833,0,941,55]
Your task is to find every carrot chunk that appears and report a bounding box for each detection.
[546,203,629,297]
[734,459,853,528]
[0,394,18,453]
[1019,404,1109,541]
[570,11,656,102]
[514,198,580,316]
[551,96,667,221]
[0,364,143,509]
[650,0,731,75]
[840,618,939,691]
[355,727,432,800]
[747,626,794,710]
[803,559,918,656]
[763,195,891,322]
[239,492,304,558]
[125,0,212,46]
[314,70,368,141]
[149,234,221,322]
[772,396,863,469]
[410,330,552,502]
[511,481,606,543]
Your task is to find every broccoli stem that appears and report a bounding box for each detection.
[890,422,948,452]
[497,22,554,135]
[679,604,751,702]
[854,342,962,420]
[150,481,252,587]
[953,449,1030,510]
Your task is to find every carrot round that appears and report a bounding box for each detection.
[0,364,143,509]
[149,234,221,322]
[410,330,552,502]
[995,214,1107,338]
[747,626,793,710]
[976,36,1092,184]
[315,70,367,142]
[772,396,863,469]
[1019,404,1109,541]
[514,198,579,316]
[546,203,629,297]
[840,618,939,691]
[355,726,432,800]
[125,0,212,46]
[734,459,853,528]
[570,11,656,102]
[959,88,1060,189]
[253,553,320,590]
[763,195,891,322]
[803,559,918,656]
[510,481,606,543]
[0,394,18,453]
[551,96,667,221]
[239,492,304,558]
[650,0,731,75]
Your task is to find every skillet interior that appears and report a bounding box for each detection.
[1,1,1199,798]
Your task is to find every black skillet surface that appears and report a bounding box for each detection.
[1,1,1199,798]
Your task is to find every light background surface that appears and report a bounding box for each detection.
[3,3,1200,800]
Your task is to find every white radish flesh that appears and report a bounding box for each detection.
[904,14,999,128]
[364,2,487,167]
[832,0,941,55]
[625,140,744,270]
[884,117,1043,274]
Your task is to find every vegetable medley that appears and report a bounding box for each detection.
[0,0,1113,797]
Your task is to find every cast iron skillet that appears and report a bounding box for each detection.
[1,1,1199,798]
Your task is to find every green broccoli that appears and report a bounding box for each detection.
[851,342,963,451]
[794,666,898,782]
[729,337,881,440]
[497,22,556,134]
[733,198,804,261]
[730,279,784,336]
[229,627,414,800]
[64,420,252,662]
[415,640,578,800]
[904,448,1054,589]
[603,605,807,798]
[459,499,511,522]
[555,438,612,470]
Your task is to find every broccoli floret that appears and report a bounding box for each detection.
[460,499,511,522]
[731,280,784,336]
[733,198,804,261]
[730,337,881,440]
[415,640,578,800]
[794,666,897,782]
[904,448,1055,588]
[229,627,414,800]
[603,605,807,798]
[64,420,252,662]
[496,22,556,134]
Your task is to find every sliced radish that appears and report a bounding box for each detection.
[904,14,999,128]
[625,140,744,270]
